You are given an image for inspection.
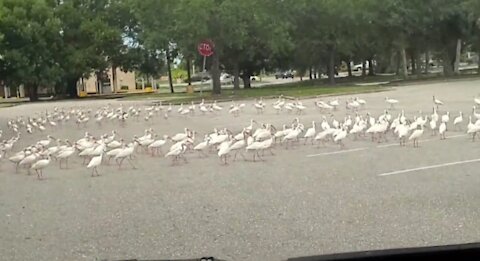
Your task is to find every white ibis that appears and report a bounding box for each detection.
[385,97,399,109]
[431,107,439,122]
[165,143,188,164]
[193,136,211,157]
[218,140,233,165]
[473,106,480,120]
[200,104,208,114]
[212,101,223,111]
[333,127,348,148]
[148,135,169,156]
[433,95,443,108]
[38,135,54,147]
[409,125,424,148]
[31,156,51,180]
[171,128,189,142]
[87,152,103,177]
[229,105,241,117]
[282,124,303,148]
[177,103,184,113]
[19,152,39,174]
[429,117,437,135]
[8,150,27,172]
[245,140,264,162]
[439,122,447,140]
[453,112,463,130]
[355,97,366,107]
[474,97,480,105]
[467,118,480,141]
[229,135,248,161]
[329,98,340,110]
[397,123,409,146]
[441,112,450,123]
[115,142,137,169]
[303,121,316,145]
[57,147,75,169]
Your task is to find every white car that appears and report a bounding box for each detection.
[220,73,234,85]
[352,61,375,72]
[352,64,368,71]
[250,75,260,81]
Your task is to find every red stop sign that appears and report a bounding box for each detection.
[197,40,214,57]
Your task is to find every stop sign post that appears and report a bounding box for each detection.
[197,40,214,95]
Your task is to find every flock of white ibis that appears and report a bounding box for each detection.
[1,95,480,180]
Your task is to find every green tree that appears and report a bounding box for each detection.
[54,0,137,98]
[222,0,293,89]
[0,0,62,101]
[289,0,357,84]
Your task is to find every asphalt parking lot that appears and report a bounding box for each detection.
[1,78,480,261]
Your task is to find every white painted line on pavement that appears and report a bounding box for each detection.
[306,147,368,157]
[378,158,480,177]
[306,134,469,158]
[376,134,468,149]
[376,143,398,148]
[447,134,468,139]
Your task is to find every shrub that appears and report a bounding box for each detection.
[172,69,188,81]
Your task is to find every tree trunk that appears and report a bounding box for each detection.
[54,76,69,98]
[477,42,480,74]
[395,51,401,75]
[409,49,417,75]
[233,61,240,90]
[347,61,353,77]
[361,60,367,77]
[166,51,174,93]
[424,50,430,74]
[28,83,39,102]
[95,71,103,94]
[385,52,395,73]
[443,50,454,76]
[401,48,408,79]
[242,74,251,88]
[328,47,336,85]
[211,50,221,94]
[111,65,117,93]
[186,59,192,86]
[454,38,462,74]
[67,77,79,98]
[368,59,375,76]
[54,81,64,98]
[478,50,480,75]
[309,67,313,80]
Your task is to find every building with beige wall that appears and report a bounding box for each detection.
[78,67,137,95]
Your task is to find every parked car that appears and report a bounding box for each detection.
[190,74,210,82]
[220,73,234,85]
[275,71,294,79]
[250,75,260,81]
[352,61,376,72]
[352,63,368,71]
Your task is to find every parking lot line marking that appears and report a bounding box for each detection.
[378,158,480,177]
[307,134,469,158]
[306,147,368,157]
[447,134,468,139]
[376,143,398,148]
[376,134,468,149]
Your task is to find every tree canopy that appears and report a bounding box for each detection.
[1,0,480,100]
